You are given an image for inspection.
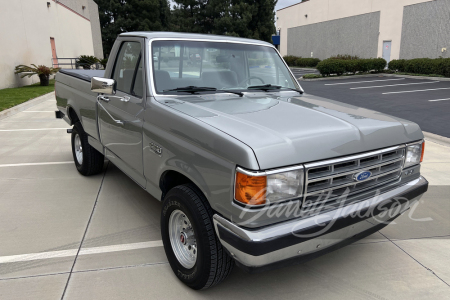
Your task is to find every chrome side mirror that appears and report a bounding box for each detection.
[91,77,116,94]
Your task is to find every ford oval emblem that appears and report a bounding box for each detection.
[354,171,372,182]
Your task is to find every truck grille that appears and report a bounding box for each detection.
[303,145,405,209]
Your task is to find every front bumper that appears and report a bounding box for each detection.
[213,176,428,273]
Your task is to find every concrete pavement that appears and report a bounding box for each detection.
[0,92,449,299]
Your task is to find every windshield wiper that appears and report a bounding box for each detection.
[163,86,216,93]
[247,84,303,94]
[163,86,243,97]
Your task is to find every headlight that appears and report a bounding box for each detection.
[404,141,425,169]
[234,167,304,206]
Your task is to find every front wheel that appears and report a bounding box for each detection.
[161,184,234,290]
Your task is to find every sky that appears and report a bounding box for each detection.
[275,0,302,11]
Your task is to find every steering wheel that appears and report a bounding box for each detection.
[238,76,265,87]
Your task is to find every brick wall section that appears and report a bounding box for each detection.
[287,12,380,60]
[400,0,450,59]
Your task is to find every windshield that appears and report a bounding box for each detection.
[151,40,299,95]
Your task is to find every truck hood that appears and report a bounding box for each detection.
[155,92,423,170]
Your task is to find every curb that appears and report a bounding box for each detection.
[290,67,318,71]
[423,131,450,148]
[0,92,55,121]
[299,73,450,82]
[300,74,388,81]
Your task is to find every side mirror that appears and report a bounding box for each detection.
[91,77,116,94]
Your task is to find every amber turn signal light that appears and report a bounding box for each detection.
[420,141,425,162]
[235,172,267,205]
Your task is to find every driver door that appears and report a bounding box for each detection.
[97,39,146,186]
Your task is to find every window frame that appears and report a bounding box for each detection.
[148,38,302,97]
[111,41,143,97]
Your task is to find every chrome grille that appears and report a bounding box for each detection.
[303,146,405,208]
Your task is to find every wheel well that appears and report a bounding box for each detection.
[68,107,79,125]
[159,170,195,200]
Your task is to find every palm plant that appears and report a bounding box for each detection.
[14,64,59,86]
[99,58,108,69]
[76,55,99,69]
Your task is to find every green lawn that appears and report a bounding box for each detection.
[0,79,55,112]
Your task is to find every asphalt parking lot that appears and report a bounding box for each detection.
[296,73,450,138]
[0,92,449,299]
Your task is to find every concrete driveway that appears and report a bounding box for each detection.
[0,93,449,299]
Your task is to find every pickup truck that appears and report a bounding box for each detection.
[55,32,428,290]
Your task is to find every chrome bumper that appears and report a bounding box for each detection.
[213,176,428,272]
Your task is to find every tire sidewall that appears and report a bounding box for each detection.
[161,188,211,289]
[71,123,85,173]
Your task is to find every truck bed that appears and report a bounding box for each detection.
[58,69,105,82]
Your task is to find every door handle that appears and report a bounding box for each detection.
[96,98,124,125]
[98,95,110,102]
[120,96,130,103]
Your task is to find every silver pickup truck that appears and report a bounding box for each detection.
[55,32,428,290]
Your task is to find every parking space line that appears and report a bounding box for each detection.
[325,78,405,85]
[22,111,54,113]
[0,240,163,264]
[0,128,68,132]
[428,98,450,102]
[383,87,450,95]
[0,162,73,168]
[350,81,439,90]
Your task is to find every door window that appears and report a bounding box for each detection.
[112,42,142,94]
[132,56,143,98]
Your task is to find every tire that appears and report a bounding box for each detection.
[161,184,234,290]
[71,122,104,176]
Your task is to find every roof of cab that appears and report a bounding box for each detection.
[118,31,273,47]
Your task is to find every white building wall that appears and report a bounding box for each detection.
[0,0,97,89]
[277,0,434,59]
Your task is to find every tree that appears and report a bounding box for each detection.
[171,0,277,43]
[244,0,277,42]
[97,0,171,57]
[170,0,206,33]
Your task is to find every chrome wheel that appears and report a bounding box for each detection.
[74,133,83,165]
[168,209,197,269]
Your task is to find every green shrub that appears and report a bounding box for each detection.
[316,59,347,76]
[388,59,406,72]
[372,58,387,72]
[283,55,321,67]
[330,54,360,60]
[435,58,450,77]
[360,59,372,72]
[345,60,359,74]
[283,55,298,66]
[316,58,386,76]
[295,58,321,67]
[388,58,450,77]
[404,58,437,74]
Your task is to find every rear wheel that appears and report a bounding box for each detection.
[71,122,104,176]
[161,184,234,290]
